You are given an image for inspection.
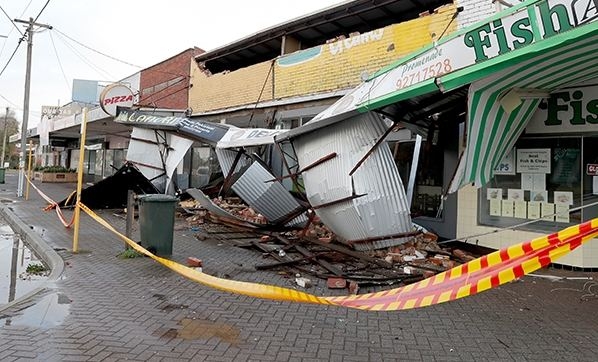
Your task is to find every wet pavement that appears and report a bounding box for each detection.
[0,169,598,361]
[0,224,48,308]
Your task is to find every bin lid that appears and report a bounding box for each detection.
[138,194,179,203]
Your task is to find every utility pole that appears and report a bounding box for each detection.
[14,18,52,197]
[1,107,8,168]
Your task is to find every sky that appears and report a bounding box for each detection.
[0,0,345,129]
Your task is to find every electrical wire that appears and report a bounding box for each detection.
[0,40,24,79]
[48,31,71,94]
[52,30,114,80]
[0,5,24,36]
[0,0,32,59]
[33,0,51,22]
[137,77,189,107]
[53,28,142,69]
[0,94,21,109]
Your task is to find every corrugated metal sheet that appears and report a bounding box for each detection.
[230,162,307,226]
[293,112,412,249]
[186,188,257,227]
[215,148,252,175]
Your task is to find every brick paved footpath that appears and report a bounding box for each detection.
[0,169,597,361]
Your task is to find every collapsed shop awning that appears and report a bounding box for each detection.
[115,108,288,148]
[278,0,598,192]
[59,163,159,209]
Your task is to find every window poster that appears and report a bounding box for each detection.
[521,173,546,191]
[553,191,574,205]
[530,190,548,203]
[494,149,516,175]
[541,203,555,221]
[555,204,570,223]
[528,201,541,219]
[487,188,503,200]
[501,200,514,217]
[517,148,551,174]
[490,199,502,216]
[514,201,527,218]
[550,148,580,184]
[508,189,524,201]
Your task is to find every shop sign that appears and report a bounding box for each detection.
[99,84,134,116]
[114,108,182,130]
[517,148,551,173]
[527,84,598,134]
[177,119,229,145]
[588,163,598,176]
[337,0,598,115]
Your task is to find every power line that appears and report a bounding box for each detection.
[0,0,52,81]
[0,0,32,59]
[52,30,114,80]
[0,5,24,36]
[48,31,70,94]
[53,28,142,69]
[33,0,51,22]
[0,40,24,78]
[0,94,21,109]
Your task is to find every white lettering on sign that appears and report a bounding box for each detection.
[587,163,598,176]
[329,29,384,55]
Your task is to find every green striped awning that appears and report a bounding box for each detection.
[448,24,598,191]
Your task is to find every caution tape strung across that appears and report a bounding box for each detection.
[78,201,598,311]
[25,175,75,228]
[23,175,598,310]
[78,203,333,305]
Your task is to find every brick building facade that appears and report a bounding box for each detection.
[139,48,204,110]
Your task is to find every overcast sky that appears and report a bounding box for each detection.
[0,0,345,129]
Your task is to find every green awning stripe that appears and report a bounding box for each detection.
[487,99,540,178]
[461,37,598,187]
[486,100,540,183]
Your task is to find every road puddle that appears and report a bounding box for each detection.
[1,292,70,327]
[156,318,241,345]
[0,224,48,307]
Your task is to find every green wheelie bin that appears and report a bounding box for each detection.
[138,194,178,256]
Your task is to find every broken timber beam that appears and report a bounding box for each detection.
[304,237,393,269]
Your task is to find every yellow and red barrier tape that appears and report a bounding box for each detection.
[24,175,598,310]
[25,175,75,228]
[78,202,598,311]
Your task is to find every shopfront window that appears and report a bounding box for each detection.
[390,125,445,219]
[583,136,598,221]
[190,146,220,188]
[479,137,584,232]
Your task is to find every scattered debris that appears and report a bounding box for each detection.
[181,189,482,295]
[295,277,312,288]
[187,257,203,268]
[327,277,347,289]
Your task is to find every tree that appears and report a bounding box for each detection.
[0,108,20,167]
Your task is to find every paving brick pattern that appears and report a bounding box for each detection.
[1,170,598,361]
